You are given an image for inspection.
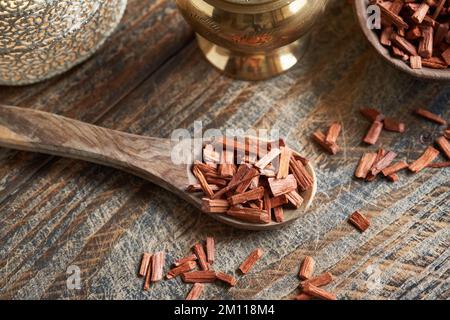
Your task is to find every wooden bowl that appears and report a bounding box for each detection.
[353,0,450,81]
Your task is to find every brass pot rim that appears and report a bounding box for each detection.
[205,0,297,13]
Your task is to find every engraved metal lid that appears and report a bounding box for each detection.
[0,0,46,15]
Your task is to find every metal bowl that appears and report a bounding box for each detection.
[0,0,127,85]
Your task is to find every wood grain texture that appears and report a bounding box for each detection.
[0,0,449,300]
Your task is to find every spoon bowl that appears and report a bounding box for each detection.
[0,104,316,230]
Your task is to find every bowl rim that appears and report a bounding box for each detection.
[353,0,450,81]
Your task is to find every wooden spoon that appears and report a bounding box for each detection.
[0,104,316,230]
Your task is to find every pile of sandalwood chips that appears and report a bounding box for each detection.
[355,107,449,182]
[370,0,450,70]
[138,239,265,300]
[294,256,336,300]
[312,106,449,180]
[187,137,314,224]
[138,241,339,300]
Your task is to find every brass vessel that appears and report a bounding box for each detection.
[176,0,326,80]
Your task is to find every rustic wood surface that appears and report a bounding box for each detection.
[0,0,448,300]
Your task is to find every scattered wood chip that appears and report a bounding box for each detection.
[215,272,237,286]
[268,175,298,197]
[270,195,289,208]
[192,166,215,198]
[226,207,270,224]
[219,150,236,177]
[143,255,152,291]
[263,189,272,219]
[370,151,397,175]
[381,160,409,176]
[293,293,314,300]
[273,206,284,223]
[228,186,265,206]
[363,121,384,145]
[298,256,315,280]
[206,237,215,264]
[412,2,430,24]
[202,198,230,213]
[355,152,378,179]
[410,55,422,69]
[312,130,340,155]
[302,283,337,300]
[150,251,165,282]
[289,159,314,191]
[193,243,209,271]
[181,271,217,283]
[286,190,304,208]
[384,117,406,133]
[348,211,370,232]
[300,272,333,288]
[174,254,197,267]
[436,136,450,159]
[185,283,204,300]
[409,146,440,173]
[360,108,385,122]
[211,170,258,200]
[239,248,264,274]
[187,184,220,193]
[365,148,387,182]
[325,122,342,144]
[414,108,447,125]
[233,167,259,194]
[255,148,281,170]
[277,147,292,179]
[428,161,450,168]
[138,253,152,277]
[444,129,450,140]
[387,173,399,182]
[167,261,197,280]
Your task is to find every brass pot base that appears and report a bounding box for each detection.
[196,33,311,81]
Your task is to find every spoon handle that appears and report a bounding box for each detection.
[0,104,189,192]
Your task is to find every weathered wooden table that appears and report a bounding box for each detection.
[0,0,448,300]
